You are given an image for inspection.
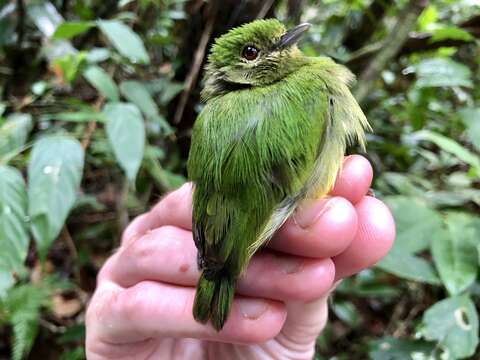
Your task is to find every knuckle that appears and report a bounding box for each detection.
[153,182,192,215]
[96,255,116,283]
[127,235,155,263]
[120,288,144,322]
[155,188,183,214]
[86,283,122,326]
[152,225,180,240]
[282,260,335,302]
[122,214,148,242]
[118,225,183,276]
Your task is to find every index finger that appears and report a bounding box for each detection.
[121,182,193,245]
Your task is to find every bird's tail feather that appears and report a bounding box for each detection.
[193,271,235,330]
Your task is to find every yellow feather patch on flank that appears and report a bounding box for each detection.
[305,60,370,201]
[247,58,371,269]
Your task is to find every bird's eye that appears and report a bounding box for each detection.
[242,45,259,61]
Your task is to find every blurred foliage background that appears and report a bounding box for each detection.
[0,0,479,359]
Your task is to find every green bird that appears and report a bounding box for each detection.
[187,19,370,330]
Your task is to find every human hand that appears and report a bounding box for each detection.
[86,155,395,360]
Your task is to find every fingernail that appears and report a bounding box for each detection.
[343,155,354,165]
[239,300,268,320]
[275,254,304,274]
[294,197,337,229]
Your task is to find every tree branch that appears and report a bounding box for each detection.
[16,0,25,46]
[343,0,390,52]
[287,0,304,24]
[173,1,218,124]
[354,0,429,104]
[256,0,275,19]
[348,11,479,72]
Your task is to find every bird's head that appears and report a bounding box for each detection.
[202,19,310,100]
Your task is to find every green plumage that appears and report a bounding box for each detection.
[187,19,370,330]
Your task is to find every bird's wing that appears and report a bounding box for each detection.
[188,80,328,273]
[249,60,370,256]
[301,59,370,200]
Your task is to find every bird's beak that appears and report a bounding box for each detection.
[276,23,311,49]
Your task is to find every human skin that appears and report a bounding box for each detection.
[86,155,395,360]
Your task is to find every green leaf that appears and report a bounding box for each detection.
[0,113,33,159]
[414,130,480,175]
[119,81,158,119]
[414,58,473,88]
[144,149,185,191]
[52,21,94,40]
[432,212,478,296]
[52,53,87,84]
[369,337,436,360]
[31,81,49,96]
[4,283,50,360]
[86,48,111,63]
[51,111,106,123]
[417,5,438,31]
[83,65,119,102]
[421,295,479,358]
[459,108,480,152]
[59,347,85,360]
[103,103,145,182]
[383,196,443,253]
[144,78,185,105]
[332,300,360,328]
[28,136,84,258]
[0,166,29,296]
[97,20,149,64]
[424,189,480,207]
[378,172,426,197]
[377,246,441,285]
[431,26,474,43]
[119,80,172,133]
[159,82,184,105]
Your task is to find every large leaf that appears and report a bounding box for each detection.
[414,130,480,175]
[144,78,184,105]
[0,166,29,296]
[28,136,84,258]
[86,48,111,63]
[377,246,441,285]
[421,295,479,358]
[97,20,149,64]
[459,108,480,152]
[4,283,50,360]
[0,113,33,159]
[52,21,94,40]
[103,103,145,182]
[369,337,436,360]
[417,5,437,31]
[120,80,158,119]
[119,80,172,133]
[414,58,473,88]
[83,65,119,102]
[383,196,443,253]
[431,26,474,43]
[432,212,478,296]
